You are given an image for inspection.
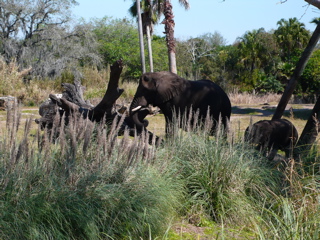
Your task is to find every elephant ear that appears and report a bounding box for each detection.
[154,72,186,105]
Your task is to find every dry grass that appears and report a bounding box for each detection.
[0,59,57,106]
[229,91,283,105]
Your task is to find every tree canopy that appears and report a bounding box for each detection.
[0,0,319,97]
[0,0,99,78]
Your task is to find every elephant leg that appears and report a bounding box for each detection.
[267,147,278,161]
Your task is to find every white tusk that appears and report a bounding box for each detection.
[131,106,142,112]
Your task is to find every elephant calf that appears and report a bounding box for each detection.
[245,119,298,161]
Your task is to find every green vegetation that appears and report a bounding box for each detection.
[0,107,319,239]
[1,2,320,238]
[1,0,320,104]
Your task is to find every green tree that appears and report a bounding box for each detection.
[176,32,226,80]
[236,28,280,91]
[160,0,190,73]
[274,18,311,62]
[300,48,320,94]
[237,28,267,73]
[92,17,167,80]
[92,17,141,80]
[150,35,169,72]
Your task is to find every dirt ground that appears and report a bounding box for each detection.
[0,103,314,139]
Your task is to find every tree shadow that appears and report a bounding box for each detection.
[283,109,312,120]
[232,106,275,117]
[232,106,312,120]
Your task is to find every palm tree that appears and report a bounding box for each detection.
[129,0,189,73]
[129,0,161,72]
[274,18,310,62]
[161,0,189,73]
[237,28,266,73]
[310,17,320,25]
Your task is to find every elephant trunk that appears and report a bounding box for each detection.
[129,95,149,131]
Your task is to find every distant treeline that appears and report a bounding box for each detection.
[1,0,319,96]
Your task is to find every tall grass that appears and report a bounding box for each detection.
[160,117,282,226]
[0,105,319,239]
[0,107,184,239]
[252,158,320,239]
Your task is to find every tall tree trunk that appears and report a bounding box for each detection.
[146,25,154,72]
[137,0,146,73]
[162,0,177,73]
[294,95,320,160]
[272,22,320,120]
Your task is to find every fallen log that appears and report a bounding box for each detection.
[35,60,161,145]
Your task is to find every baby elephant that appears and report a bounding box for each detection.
[245,119,298,161]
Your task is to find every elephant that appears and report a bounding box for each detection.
[129,71,231,136]
[244,119,298,161]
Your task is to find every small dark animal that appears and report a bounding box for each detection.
[129,71,231,136]
[245,119,298,160]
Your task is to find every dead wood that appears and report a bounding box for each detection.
[294,95,320,160]
[35,59,162,145]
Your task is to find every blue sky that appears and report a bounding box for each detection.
[72,0,320,44]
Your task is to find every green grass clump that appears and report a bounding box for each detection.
[1,107,320,239]
[161,125,282,226]
[0,109,184,239]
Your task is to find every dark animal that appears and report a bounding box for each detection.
[129,71,231,135]
[245,119,298,160]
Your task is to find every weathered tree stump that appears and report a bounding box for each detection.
[35,60,161,144]
[0,96,17,111]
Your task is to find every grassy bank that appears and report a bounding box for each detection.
[0,106,319,239]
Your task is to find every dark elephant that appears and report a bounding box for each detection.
[129,71,231,136]
[245,119,298,160]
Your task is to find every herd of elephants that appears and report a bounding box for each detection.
[129,71,298,161]
[37,69,299,162]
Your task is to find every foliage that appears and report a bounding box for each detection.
[176,32,226,80]
[146,35,169,72]
[92,17,142,80]
[91,17,168,81]
[300,48,320,94]
[1,6,319,97]
[274,18,311,62]
[256,75,284,93]
[0,58,56,105]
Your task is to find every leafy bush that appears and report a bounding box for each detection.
[256,75,284,93]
